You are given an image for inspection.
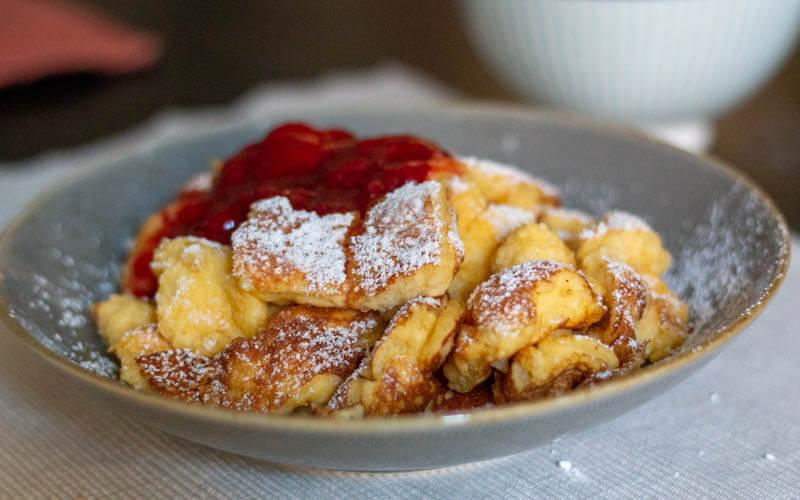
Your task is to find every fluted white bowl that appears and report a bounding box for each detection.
[460,0,800,125]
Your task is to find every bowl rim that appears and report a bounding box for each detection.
[0,103,791,434]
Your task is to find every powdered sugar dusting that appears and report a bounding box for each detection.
[12,244,119,377]
[405,295,444,309]
[119,324,165,353]
[606,211,652,232]
[385,295,444,333]
[326,350,372,412]
[579,210,652,240]
[231,196,354,293]
[560,180,622,214]
[543,206,593,225]
[666,183,786,332]
[351,181,444,295]
[469,260,567,335]
[141,309,379,412]
[448,207,465,260]
[485,204,535,240]
[139,348,220,401]
[606,259,647,312]
[593,369,613,380]
[460,157,560,198]
[447,175,470,194]
[151,235,224,272]
[556,460,589,482]
[238,313,378,410]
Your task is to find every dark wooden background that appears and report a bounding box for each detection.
[1,1,798,229]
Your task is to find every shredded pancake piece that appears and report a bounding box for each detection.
[138,306,383,414]
[460,157,561,209]
[232,197,355,307]
[231,180,462,312]
[584,259,649,367]
[351,182,444,295]
[494,330,619,402]
[349,180,463,310]
[327,295,463,416]
[443,260,605,393]
[578,210,672,278]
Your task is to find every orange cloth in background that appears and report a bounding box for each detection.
[0,0,160,89]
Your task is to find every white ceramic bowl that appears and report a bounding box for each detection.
[460,0,800,125]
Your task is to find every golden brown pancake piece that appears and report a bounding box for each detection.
[138,306,383,414]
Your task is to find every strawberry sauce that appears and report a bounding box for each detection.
[124,123,461,297]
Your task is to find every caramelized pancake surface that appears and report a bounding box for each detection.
[138,306,383,414]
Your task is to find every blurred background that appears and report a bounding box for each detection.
[1,0,799,228]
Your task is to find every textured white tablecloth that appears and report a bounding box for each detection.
[0,66,797,499]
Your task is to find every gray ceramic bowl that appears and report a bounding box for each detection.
[0,106,789,471]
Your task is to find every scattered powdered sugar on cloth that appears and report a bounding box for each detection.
[556,460,590,482]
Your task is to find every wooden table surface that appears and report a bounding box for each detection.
[1,0,798,229]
